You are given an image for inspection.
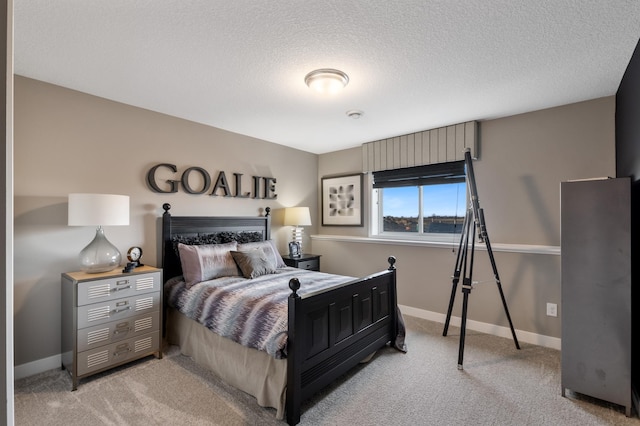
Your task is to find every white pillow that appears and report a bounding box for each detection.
[178,242,239,287]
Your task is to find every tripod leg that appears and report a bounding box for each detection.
[443,209,471,336]
[443,275,459,337]
[478,209,520,350]
[457,222,478,369]
[458,280,471,369]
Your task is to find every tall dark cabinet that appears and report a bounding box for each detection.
[560,177,633,416]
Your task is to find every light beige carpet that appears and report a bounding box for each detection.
[15,316,638,425]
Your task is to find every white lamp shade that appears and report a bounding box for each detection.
[68,193,130,226]
[283,207,312,227]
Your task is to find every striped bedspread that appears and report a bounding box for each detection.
[165,268,354,359]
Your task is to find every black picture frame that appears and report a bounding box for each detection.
[288,241,301,257]
[321,173,364,226]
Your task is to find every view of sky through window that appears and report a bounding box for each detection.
[383,183,467,217]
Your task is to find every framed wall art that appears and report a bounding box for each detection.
[321,173,364,226]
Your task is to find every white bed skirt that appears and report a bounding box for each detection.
[165,308,287,419]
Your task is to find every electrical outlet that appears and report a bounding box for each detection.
[546,302,557,317]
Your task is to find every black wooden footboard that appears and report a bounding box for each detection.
[286,257,398,425]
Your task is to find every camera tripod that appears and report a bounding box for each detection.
[442,148,520,369]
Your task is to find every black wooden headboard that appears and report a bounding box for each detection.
[161,203,272,282]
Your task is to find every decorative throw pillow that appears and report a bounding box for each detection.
[178,241,239,287]
[237,240,286,269]
[230,249,277,279]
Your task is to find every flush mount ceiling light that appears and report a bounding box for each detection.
[304,68,349,94]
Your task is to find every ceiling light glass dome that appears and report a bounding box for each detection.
[304,69,349,94]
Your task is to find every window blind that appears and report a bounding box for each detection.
[372,160,465,188]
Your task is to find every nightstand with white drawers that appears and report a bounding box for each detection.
[61,265,163,390]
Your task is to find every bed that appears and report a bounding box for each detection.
[160,203,404,425]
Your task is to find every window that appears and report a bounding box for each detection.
[372,161,467,241]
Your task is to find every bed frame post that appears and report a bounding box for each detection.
[263,206,271,240]
[161,203,172,269]
[286,278,302,426]
[160,203,173,337]
[388,256,399,348]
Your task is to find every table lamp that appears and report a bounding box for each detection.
[68,193,130,273]
[283,206,312,252]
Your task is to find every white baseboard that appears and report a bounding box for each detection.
[399,304,561,350]
[14,353,61,380]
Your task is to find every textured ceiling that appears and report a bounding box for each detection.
[14,1,640,154]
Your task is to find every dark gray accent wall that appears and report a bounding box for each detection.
[616,39,640,178]
[615,37,640,391]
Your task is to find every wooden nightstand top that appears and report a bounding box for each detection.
[281,253,320,261]
[62,265,161,281]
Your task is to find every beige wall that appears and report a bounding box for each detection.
[13,74,616,368]
[13,76,318,366]
[316,97,616,340]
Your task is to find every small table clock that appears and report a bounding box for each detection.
[123,246,144,272]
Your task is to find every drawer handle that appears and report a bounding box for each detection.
[113,306,131,314]
[113,347,131,357]
[113,327,131,335]
[112,285,132,292]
